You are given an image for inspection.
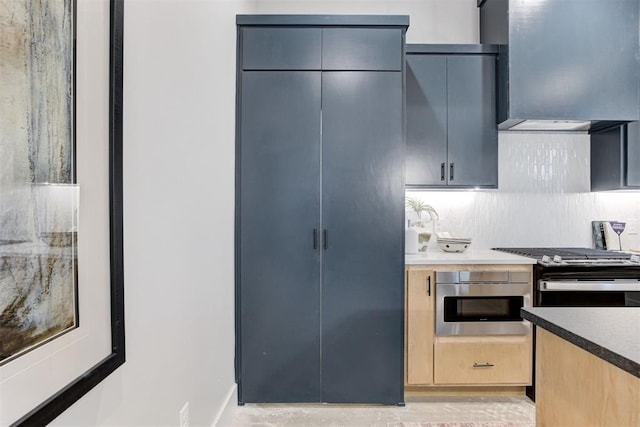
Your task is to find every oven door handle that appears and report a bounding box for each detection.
[540,280,640,292]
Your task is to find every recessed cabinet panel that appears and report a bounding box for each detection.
[406,56,448,186]
[239,71,322,402]
[321,71,404,403]
[322,28,403,71]
[242,27,322,70]
[447,55,497,187]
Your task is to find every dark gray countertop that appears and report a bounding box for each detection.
[521,307,640,379]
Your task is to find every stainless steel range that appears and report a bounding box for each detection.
[493,247,640,401]
[493,248,640,307]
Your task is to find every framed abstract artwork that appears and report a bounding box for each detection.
[0,0,125,425]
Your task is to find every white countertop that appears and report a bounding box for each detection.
[405,248,537,265]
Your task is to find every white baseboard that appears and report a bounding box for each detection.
[212,383,237,427]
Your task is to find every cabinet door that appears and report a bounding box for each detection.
[591,126,626,191]
[626,121,640,187]
[405,55,448,186]
[406,269,434,385]
[447,55,498,187]
[321,71,404,404]
[238,71,322,402]
[322,28,403,71]
[241,27,322,70]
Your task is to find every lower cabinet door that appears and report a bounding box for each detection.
[406,269,435,385]
[239,71,322,403]
[434,337,532,385]
[321,71,405,404]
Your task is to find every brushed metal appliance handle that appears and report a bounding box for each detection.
[473,362,494,368]
[540,280,640,292]
[323,229,328,250]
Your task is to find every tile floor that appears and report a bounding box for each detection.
[229,396,535,427]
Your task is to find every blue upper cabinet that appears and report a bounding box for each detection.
[239,15,407,71]
[322,28,403,71]
[241,27,322,70]
[406,45,498,188]
[591,123,640,191]
[629,125,640,187]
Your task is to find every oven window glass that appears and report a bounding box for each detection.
[444,296,524,322]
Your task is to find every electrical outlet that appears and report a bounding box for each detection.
[179,402,189,427]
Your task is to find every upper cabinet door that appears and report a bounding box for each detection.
[241,27,322,70]
[590,123,640,191]
[405,55,448,186]
[447,55,498,187]
[626,122,640,187]
[322,28,403,71]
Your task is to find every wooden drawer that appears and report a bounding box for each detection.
[434,336,532,385]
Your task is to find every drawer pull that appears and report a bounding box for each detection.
[473,362,494,368]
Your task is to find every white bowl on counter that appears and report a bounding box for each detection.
[438,240,471,252]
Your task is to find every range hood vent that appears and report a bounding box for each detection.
[479,0,640,132]
[508,120,591,132]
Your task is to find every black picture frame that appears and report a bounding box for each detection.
[12,1,125,425]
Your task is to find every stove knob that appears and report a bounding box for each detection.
[553,255,563,264]
[541,255,551,264]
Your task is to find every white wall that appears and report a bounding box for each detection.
[51,0,250,425]
[251,0,479,43]
[408,132,640,250]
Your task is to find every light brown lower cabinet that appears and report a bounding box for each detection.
[405,264,533,389]
[536,328,640,426]
[406,268,435,385]
[434,335,532,385]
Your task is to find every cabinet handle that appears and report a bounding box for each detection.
[313,228,318,249]
[323,229,328,250]
[441,163,445,181]
[450,163,454,181]
[473,362,494,368]
[427,276,431,296]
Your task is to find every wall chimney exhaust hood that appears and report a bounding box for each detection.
[479,0,640,132]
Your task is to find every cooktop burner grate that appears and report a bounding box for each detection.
[493,247,633,260]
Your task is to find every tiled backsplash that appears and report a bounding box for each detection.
[407,132,640,250]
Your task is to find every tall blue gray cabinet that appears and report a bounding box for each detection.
[235,15,408,405]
